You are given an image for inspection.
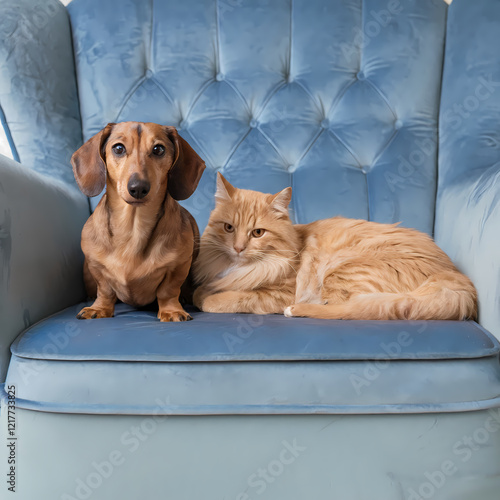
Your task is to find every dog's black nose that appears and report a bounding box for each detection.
[127,174,150,200]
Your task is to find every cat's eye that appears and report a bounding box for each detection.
[224,223,234,233]
[252,228,266,238]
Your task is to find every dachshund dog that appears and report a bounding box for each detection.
[71,121,205,322]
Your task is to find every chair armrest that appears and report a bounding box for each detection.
[437,0,500,339]
[435,168,500,339]
[0,0,82,186]
[0,154,89,381]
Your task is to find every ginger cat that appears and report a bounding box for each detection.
[193,173,477,321]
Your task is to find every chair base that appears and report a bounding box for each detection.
[2,407,500,499]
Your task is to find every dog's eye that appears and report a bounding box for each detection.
[152,144,165,156]
[224,223,234,233]
[252,228,266,238]
[112,143,126,156]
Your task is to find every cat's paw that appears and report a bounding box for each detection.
[200,294,224,313]
[285,304,320,318]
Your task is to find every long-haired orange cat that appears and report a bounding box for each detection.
[193,173,477,321]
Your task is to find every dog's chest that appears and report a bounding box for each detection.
[98,242,178,305]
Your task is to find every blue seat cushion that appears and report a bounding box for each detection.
[6,303,500,415]
[11,303,498,361]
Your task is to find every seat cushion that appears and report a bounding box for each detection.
[5,303,500,415]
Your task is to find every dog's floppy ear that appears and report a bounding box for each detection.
[164,126,205,200]
[71,123,115,197]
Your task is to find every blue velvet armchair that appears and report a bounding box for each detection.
[1,0,500,498]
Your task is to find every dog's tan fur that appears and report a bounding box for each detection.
[193,174,477,321]
[72,122,205,322]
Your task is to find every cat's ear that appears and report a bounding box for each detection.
[215,172,236,202]
[270,187,292,217]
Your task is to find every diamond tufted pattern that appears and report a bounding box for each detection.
[69,0,446,233]
[4,4,500,497]
[67,0,447,233]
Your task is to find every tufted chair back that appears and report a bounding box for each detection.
[68,0,447,233]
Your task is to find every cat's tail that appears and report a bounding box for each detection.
[284,272,477,321]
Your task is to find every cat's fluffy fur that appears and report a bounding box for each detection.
[193,174,477,321]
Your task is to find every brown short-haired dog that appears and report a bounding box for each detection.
[71,121,205,322]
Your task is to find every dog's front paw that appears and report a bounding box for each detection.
[158,309,193,322]
[77,307,114,320]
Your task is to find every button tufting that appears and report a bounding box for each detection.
[178,120,187,130]
[286,74,293,83]
[215,72,224,82]
[394,119,403,130]
[356,71,365,81]
[361,167,368,174]
[145,69,153,78]
[320,118,330,129]
[249,119,258,129]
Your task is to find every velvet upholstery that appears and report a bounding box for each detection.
[1,1,500,497]
[0,0,82,185]
[68,0,446,234]
[435,0,500,338]
[0,154,88,380]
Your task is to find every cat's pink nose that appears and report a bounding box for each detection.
[234,245,246,254]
